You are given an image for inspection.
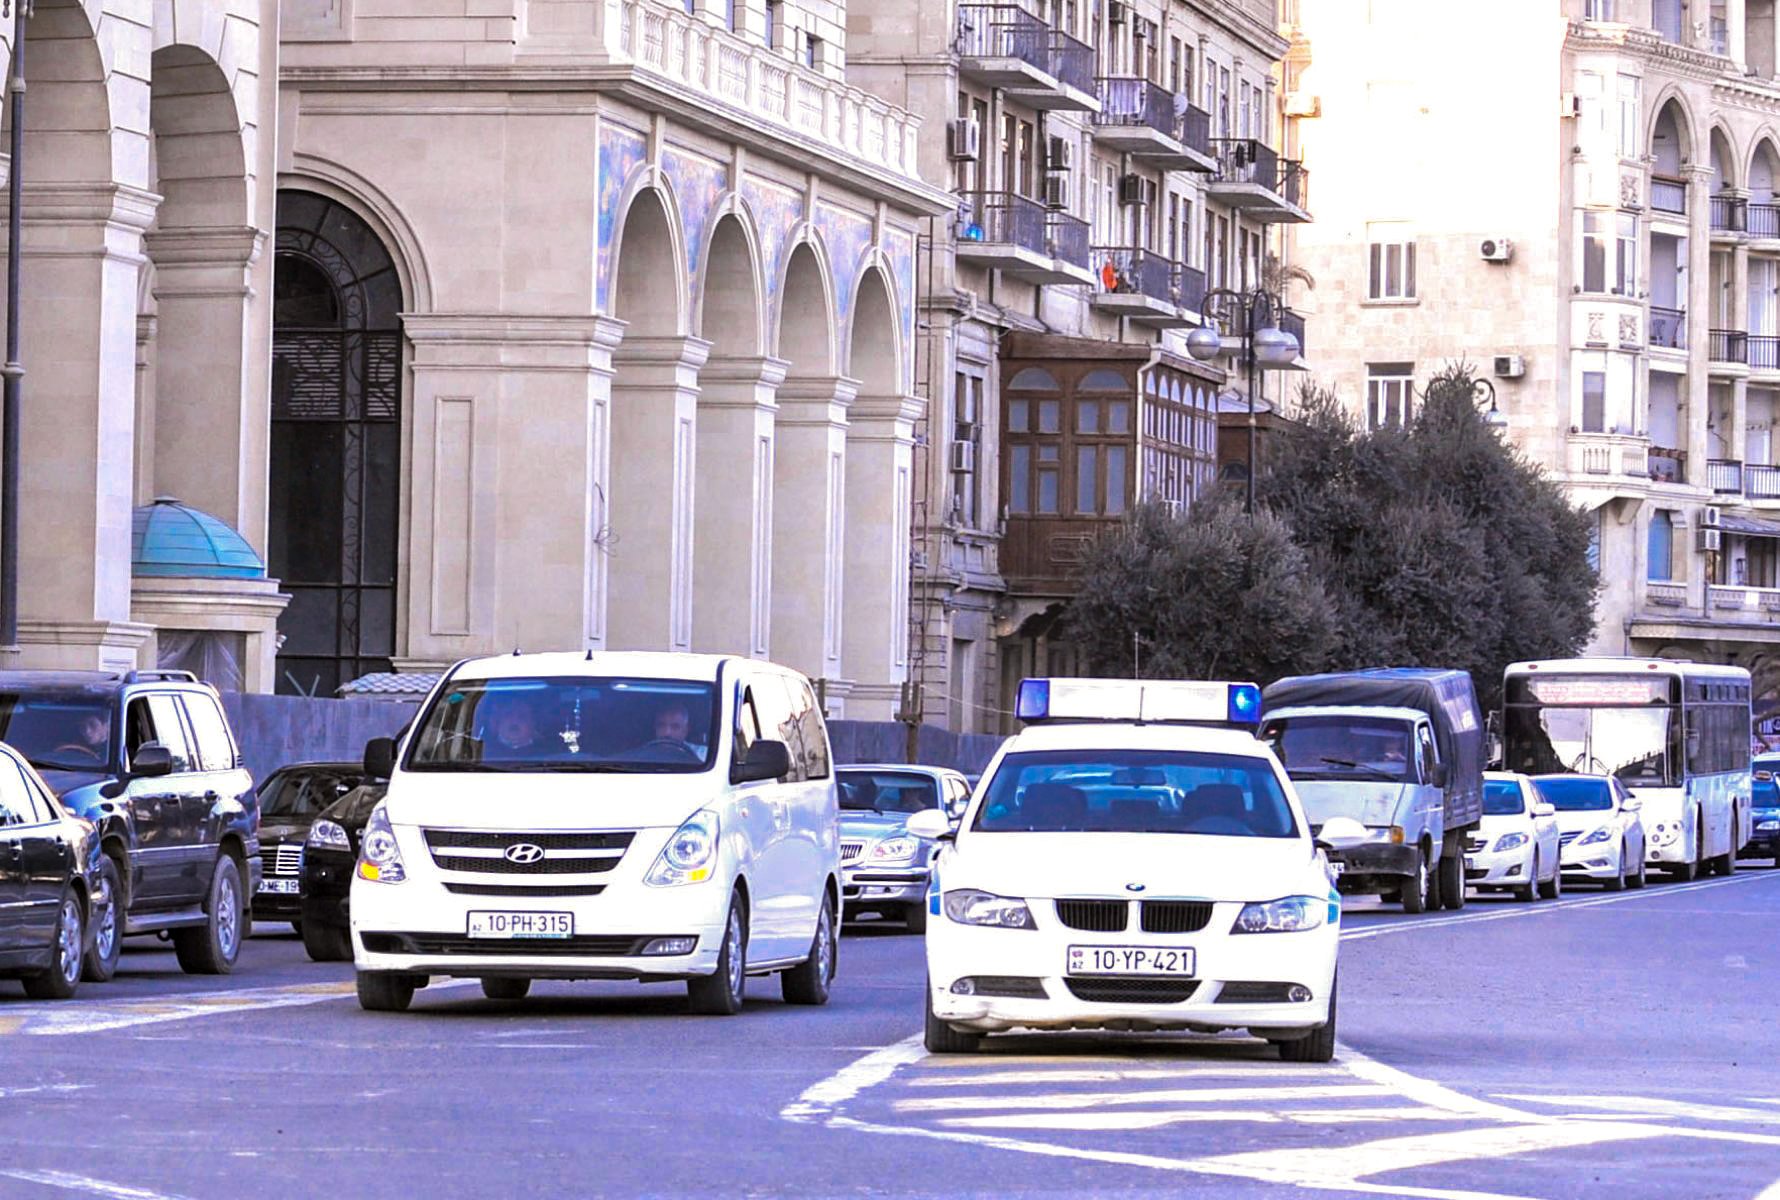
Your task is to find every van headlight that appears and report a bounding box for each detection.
[645,810,720,887]
[941,889,1034,929]
[308,818,351,851]
[1232,896,1325,934]
[356,805,405,884]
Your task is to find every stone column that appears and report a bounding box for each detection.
[144,226,267,543]
[771,376,853,690]
[1734,240,1752,467]
[1732,0,1749,63]
[1686,165,1715,489]
[692,355,788,658]
[841,391,922,722]
[607,334,711,653]
[5,184,159,669]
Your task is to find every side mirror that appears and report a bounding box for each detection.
[1315,816,1369,853]
[131,743,174,780]
[364,737,397,781]
[733,739,791,785]
[906,808,952,841]
[1427,762,1449,789]
[1621,796,1642,813]
[1533,802,1556,818]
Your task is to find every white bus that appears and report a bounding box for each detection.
[1501,659,1752,880]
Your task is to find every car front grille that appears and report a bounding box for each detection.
[1558,831,1581,848]
[423,829,635,876]
[261,843,303,877]
[1139,901,1214,934]
[840,841,865,863]
[442,883,608,898]
[361,933,655,957]
[1064,977,1200,1004]
[1054,899,1128,932]
[1465,836,1487,854]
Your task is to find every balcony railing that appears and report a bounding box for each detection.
[1649,445,1686,483]
[1709,458,1745,494]
[1650,305,1686,349]
[955,190,1047,255]
[1750,463,1780,499]
[1710,328,1749,363]
[1091,246,1179,305]
[1651,176,1688,216]
[1753,334,1780,370]
[1280,308,1307,360]
[955,4,1050,72]
[1211,138,1309,209]
[1712,195,1747,234]
[1046,207,1089,270]
[1046,27,1094,96]
[1093,77,1213,157]
[1754,204,1780,239]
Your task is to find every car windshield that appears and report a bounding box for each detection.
[837,770,939,814]
[404,676,720,774]
[1482,779,1526,816]
[1263,715,1413,782]
[1755,773,1780,809]
[1532,776,1615,812]
[0,691,115,772]
[259,768,362,819]
[973,749,1298,837]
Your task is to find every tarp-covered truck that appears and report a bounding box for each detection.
[1259,669,1486,913]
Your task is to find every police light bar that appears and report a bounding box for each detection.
[1016,678,1263,727]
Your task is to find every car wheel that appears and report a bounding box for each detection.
[81,857,122,983]
[904,901,928,935]
[23,891,85,1001]
[481,977,531,1001]
[1279,976,1337,1064]
[1629,848,1649,889]
[782,896,837,1006]
[924,978,982,1054]
[1398,849,1429,914]
[356,970,416,1012]
[1539,858,1562,900]
[1438,850,1464,910]
[1514,852,1538,903]
[1604,845,1627,892]
[173,855,243,975]
[687,892,747,1016]
[301,919,353,963]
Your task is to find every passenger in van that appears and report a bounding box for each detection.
[482,692,546,759]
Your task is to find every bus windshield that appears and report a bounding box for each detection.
[1503,703,1674,786]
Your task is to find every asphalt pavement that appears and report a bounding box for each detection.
[0,869,1775,1199]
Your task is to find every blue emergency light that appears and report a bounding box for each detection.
[1015,678,1263,727]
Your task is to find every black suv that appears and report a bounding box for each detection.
[0,670,261,978]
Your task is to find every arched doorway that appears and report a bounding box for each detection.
[269,190,403,696]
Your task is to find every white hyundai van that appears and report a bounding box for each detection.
[349,651,840,1014]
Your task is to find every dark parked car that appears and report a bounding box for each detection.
[0,741,103,999]
[0,669,261,979]
[253,763,366,927]
[299,780,385,962]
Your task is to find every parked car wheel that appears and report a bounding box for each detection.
[1539,861,1562,900]
[687,893,747,1016]
[22,892,85,1001]
[356,970,417,1012]
[301,919,352,963]
[1513,852,1539,903]
[1604,845,1628,892]
[173,855,243,975]
[1628,850,1649,889]
[1278,977,1337,1064]
[80,856,122,983]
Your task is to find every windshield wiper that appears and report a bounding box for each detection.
[1318,756,1401,782]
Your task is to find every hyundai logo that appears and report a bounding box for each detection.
[1125,882,1146,893]
[504,843,545,865]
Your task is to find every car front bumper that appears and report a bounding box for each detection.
[1464,844,1534,888]
[1739,820,1780,858]
[302,847,354,927]
[842,865,929,907]
[1560,841,1622,878]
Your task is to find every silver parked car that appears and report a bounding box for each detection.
[837,764,971,933]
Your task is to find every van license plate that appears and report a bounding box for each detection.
[467,911,573,939]
[1067,945,1195,976]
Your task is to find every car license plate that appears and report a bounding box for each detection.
[1067,945,1196,976]
[256,879,299,895]
[467,911,573,939]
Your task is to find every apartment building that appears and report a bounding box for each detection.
[849,0,1307,733]
[1291,0,1780,705]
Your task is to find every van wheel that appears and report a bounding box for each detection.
[23,892,85,1001]
[356,970,416,1013]
[782,896,836,1006]
[301,919,352,963]
[687,893,747,1015]
[924,980,981,1054]
[173,855,242,975]
[1279,977,1337,1064]
[903,902,928,935]
[1398,851,1428,913]
[81,857,122,983]
[1438,850,1464,910]
[481,977,531,1002]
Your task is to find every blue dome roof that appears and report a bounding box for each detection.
[131,497,266,580]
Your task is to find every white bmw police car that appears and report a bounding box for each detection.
[907,678,1363,1061]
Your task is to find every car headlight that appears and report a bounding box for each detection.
[356,805,405,884]
[307,818,351,851]
[1579,826,1614,846]
[1492,832,1528,853]
[645,810,721,887]
[868,835,922,863]
[1232,895,1326,934]
[1758,820,1780,832]
[941,889,1035,929]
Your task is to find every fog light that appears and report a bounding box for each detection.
[1287,985,1313,1003]
[950,978,976,995]
[640,937,697,956]
[1507,865,1522,877]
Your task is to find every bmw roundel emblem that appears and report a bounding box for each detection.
[1125,882,1146,893]
[504,843,545,865]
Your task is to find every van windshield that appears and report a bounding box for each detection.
[404,677,720,774]
[1263,715,1413,782]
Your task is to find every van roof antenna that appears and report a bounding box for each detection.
[585,648,595,661]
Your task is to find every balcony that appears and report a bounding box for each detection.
[1649,445,1686,484]
[1280,308,1307,360]
[1089,248,1197,326]
[1206,139,1310,222]
[1709,328,1749,372]
[1567,431,1652,483]
[954,191,1094,286]
[1091,78,1215,172]
[1751,463,1780,499]
[1706,585,1780,622]
[1650,305,1686,350]
[1754,204,1780,240]
[1709,458,1745,494]
[1753,334,1780,372]
[1651,177,1688,217]
[1711,196,1747,238]
[956,5,1098,112]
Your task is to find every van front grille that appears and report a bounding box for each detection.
[423,829,635,876]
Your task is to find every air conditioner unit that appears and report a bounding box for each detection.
[1108,0,1127,24]
[1480,237,1515,262]
[950,441,977,474]
[1118,174,1146,206]
[1283,91,1321,118]
[1047,135,1070,173]
[1493,354,1527,379]
[1701,506,1722,529]
[1561,92,1581,119]
[1043,173,1070,210]
[947,117,982,162]
[1699,526,1723,553]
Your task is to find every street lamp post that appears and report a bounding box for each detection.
[0,0,28,651]
[1473,377,1508,429]
[1184,288,1300,515]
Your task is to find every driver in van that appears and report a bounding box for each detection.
[644,700,707,760]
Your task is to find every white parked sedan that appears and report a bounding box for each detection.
[911,678,1358,1063]
[1530,774,1648,891]
[1467,772,1562,902]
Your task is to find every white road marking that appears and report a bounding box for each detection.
[780,1033,925,1123]
[937,1106,1478,1131]
[892,1082,1393,1113]
[12,978,479,1037]
[1727,954,1750,969]
[1499,1093,1780,1124]
[1341,1045,1541,1123]
[0,1169,192,1200]
[907,1065,1336,1087]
